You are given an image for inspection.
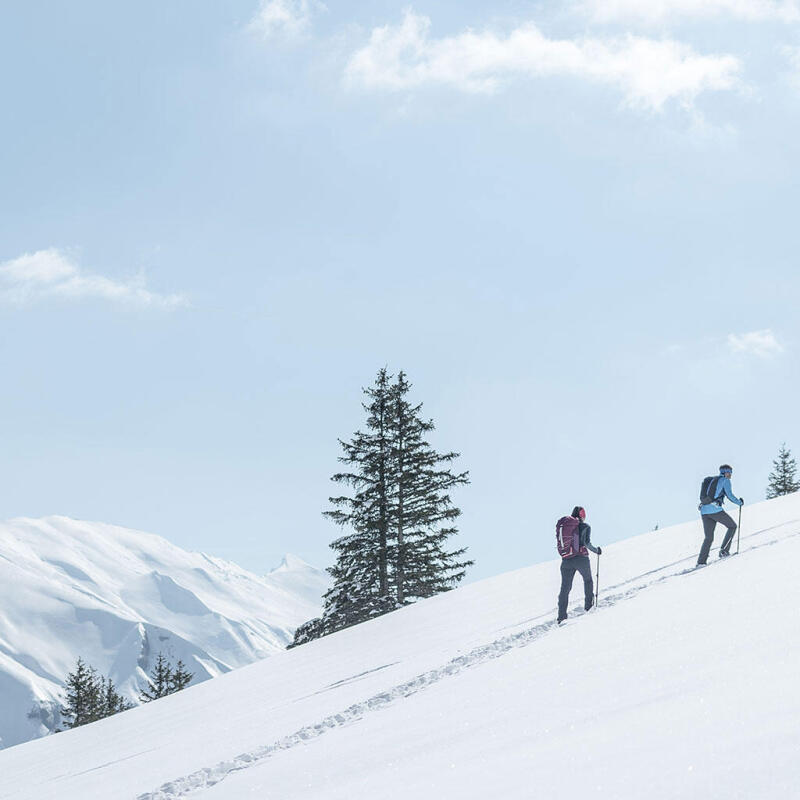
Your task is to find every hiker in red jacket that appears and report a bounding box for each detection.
[556,506,602,625]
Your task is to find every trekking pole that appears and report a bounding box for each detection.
[595,553,600,607]
[736,503,742,555]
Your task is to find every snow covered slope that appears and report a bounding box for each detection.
[1,497,799,799]
[0,516,328,749]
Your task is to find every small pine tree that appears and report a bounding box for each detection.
[61,658,100,729]
[767,443,800,499]
[140,653,194,701]
[60,659,133,730]
[168,659,194,693]
[101,676,133,716]
[140,653,173,702]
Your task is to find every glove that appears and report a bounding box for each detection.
[739,498,744,506]
[596,547,602,555]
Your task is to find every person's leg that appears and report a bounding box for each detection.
[576,556,595,610]
[558,560,577,621]
[698,514,717,564]
[717,511,737,555]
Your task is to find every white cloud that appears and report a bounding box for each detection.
[345,12,742,111]
[727,329,785,357]
[0,248,187,310]
[582,0,800,24]
[248,0,318,39]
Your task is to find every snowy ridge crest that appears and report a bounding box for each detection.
[0,516,328,749]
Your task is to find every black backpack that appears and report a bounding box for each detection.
[699,476,723,506]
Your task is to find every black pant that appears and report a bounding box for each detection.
[698,510,737,564]
[558,555,594,621]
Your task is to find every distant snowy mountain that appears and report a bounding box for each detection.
[1,497,798,799]
[265,554,329,607]
[0,516,329,750]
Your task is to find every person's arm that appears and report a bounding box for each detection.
[722,477,743,506]
[582,523,601,555]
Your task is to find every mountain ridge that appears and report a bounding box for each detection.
[0,515,328,749]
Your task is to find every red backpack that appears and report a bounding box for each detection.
[556,516,587,559]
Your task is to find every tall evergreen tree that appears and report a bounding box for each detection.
[389,371,472,603]
[767,443,800,498]
[292,368,471,646]
[322,367,397,631]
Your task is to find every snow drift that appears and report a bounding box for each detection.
[0,516,328,749]
[0,496,798,799]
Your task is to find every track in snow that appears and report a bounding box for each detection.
[137,520,799,800]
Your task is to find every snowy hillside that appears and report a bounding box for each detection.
[0,516,329,749]
[1,497,799,799]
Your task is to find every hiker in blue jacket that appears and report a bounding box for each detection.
[697,464,744,565]
[557,506,602,624]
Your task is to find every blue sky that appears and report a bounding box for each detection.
[1,0,799,581]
